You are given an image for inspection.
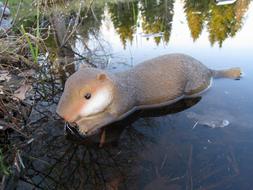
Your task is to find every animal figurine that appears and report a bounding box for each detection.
[56,54,241,136]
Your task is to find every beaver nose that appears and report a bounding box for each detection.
[57,112,75,123]
[56,103,74,121]
[62,115,71,121]
[56,111,69,121]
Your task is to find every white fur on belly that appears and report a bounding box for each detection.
[79,87,112,117]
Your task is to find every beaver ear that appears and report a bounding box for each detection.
[97,73,107,81]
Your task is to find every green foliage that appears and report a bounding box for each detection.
[20,2,40,64]
[8,0,36,27]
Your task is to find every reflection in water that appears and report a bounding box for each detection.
[207,0,250,47]
[27,0,250,62]
[5,98,200,189]
[140,0,174,45]
[105,0,250,47]
[44,0,250,52]
[3,0,253,189]
[108,1,139,48]
[184,0,211,41]
[107,0,175,47]
[6,95,253,189]
[5,0,251,49]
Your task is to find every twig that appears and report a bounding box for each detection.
[99,129,106,148]
[1,175,6,190]
[192,121,198,129]
[62,45,97,68]
[228,146,240,175]
[10,0,23,27]
[160,153,168,170]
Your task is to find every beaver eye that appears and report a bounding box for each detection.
[84,93,91,100]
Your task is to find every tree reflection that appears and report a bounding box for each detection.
[9,0,251,50]
[108,1,139,48]
[20,0,251,50]
[140,0,174,45]
[4,98,201,189]
[208,0,250,47]
[79,2,105,39]
[184,0,250,47]
[107,0,250,47]
[184,0,211,41]
[3,118,157,189]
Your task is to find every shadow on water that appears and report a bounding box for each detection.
[66,97,202,144]
[1,0,253,189]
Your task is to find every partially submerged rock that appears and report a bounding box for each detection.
[0,70,11,82]
[0,1,12,33]
[0,2,11,16]
[13,84,32,101]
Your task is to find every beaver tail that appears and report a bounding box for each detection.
[211,67,242,79]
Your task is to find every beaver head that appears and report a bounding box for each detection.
[56,67,115,136]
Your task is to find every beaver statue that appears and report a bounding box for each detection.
[56,54,241,136]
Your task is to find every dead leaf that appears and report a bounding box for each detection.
[13,84,32,101]
[99,129,106,148]
[18,69,36,78]
[0,85,3,94]
[106,176,123,190]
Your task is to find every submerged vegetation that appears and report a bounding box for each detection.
[0,149,10,176]
[0,0,252,189]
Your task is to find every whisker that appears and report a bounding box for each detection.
[64,122,75,135]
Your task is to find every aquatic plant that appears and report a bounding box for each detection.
[20,1,40,64]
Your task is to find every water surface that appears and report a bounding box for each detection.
[5,0,253,189]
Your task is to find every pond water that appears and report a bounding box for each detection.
[4,0,253,189]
